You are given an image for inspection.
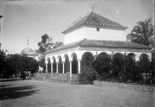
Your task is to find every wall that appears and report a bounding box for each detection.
[85,27,126,41]
[64,26,126,44]
[64,27,85,44]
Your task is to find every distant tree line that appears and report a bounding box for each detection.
[0,52,39,78]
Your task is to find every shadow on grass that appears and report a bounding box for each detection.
[0,85,39,100]
[0,78,21,82]
[0,84,11,88]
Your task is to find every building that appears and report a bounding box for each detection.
[44,11,151,82]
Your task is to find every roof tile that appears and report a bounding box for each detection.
[63,11,127,34]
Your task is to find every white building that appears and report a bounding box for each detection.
[44,11,151,82]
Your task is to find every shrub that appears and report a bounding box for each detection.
[111,53,124,81]
[93,53,111,80]
[79,66,97,84]
[138,54,151,84]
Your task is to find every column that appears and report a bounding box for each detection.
[45,63,48,73]
[56,62,59,73]
[70,61,72,80]
[62,62,65,74]
[78,60,81,74]
[111,51,114,60]
[51,63,53,74]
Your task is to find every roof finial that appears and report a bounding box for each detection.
[91,5,94,12]
[27,37,29,46]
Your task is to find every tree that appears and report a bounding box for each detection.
[79,52,96,84]
[0,49,7,77]
[127,18,153,46]
[111,53,124,81]
[6,54,39,77]
[93,53,111,80]
[124,53,141,83]
[38,34,53,53]
[138,54,151,84]
[38,34,63,53]
[79,66,97,84]
[53,42,63,48]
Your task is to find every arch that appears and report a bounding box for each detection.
[47,57,51,73]
[52,56,56,73]
[71,53,78,74]
[113,53,124,62]
[112,53,124,78]
[127,53,135,61]
[98,52,110,59]
[81,52,94,68]
[58,55,63,73]
[64,54,70,73]
[140,53,149,61]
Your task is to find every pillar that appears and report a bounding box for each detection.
[51,63,53,74]
[111,51,114,60]
[70,61,72,79]
[56,62,59,73]
[62,62,65,74]
[78,60,81,74]
[45,63,48,73]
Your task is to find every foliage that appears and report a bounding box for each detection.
[79,66,97,84]
[81,52,94,67]
[124,53,141,82]
[138,54,151,84]
[37,55,46,72]
[79,52,96,84]
[0,50,7,77]
[38,34,63,53]
[93,53,111,80]
[127,18,153,46]
[111,53,124,81]
[38,34,53,53]
[5,54,39,77]
[53,42,63,48]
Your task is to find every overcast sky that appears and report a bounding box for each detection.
[0,0,153,54]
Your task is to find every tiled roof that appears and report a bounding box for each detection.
[45,39,151,54]
[62,11,127,34]
[80,39,151,49]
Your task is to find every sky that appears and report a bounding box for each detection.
[0,0,153,54]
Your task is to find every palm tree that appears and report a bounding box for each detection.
[127,18,153,46]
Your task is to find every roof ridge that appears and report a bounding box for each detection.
[79,39,87,47]
[84,11,94,24]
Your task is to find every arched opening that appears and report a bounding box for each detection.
[94,52,111,80]
[47,57,51,73]
[98,52,110,58]
[72,53,78,74]
[112,53,124,80]
[58,56,63,73]
[52,57,56,73]
[139,53,150,83]
[127,53,135,61]
[81,52,94,68]
[64,54,70,73]
[125,53,136,81]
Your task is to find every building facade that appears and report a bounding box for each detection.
[44,11,151,82]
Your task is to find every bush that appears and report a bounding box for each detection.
[79,66,97,84]
[93,53,111,80]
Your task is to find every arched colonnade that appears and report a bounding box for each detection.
[45,51,151,78]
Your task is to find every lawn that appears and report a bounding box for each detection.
[0,78,154,107]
